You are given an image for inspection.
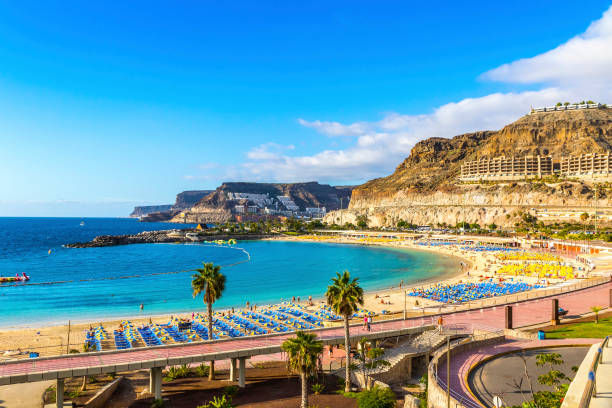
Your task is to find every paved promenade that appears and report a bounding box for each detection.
[0,281,609,386]
[591,337,612,408]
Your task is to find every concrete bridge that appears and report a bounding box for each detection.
[1,280,610,407]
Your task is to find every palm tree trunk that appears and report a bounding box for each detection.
[207,300,215,380]
[344,314,351,392]
[80,375,87,392]
[301,372,308,408]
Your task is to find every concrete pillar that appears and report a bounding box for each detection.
[229,358,237,382]
[406,356,412,379]
[56,378,64,408]
[238,357,246,388]
[149,367,162,400]
[505,305,513,330]
[551,299,560,325]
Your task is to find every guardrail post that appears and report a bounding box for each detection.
[56,378,64,408]
[589,370,596,398]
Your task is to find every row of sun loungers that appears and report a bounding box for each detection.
[85,303,373,351]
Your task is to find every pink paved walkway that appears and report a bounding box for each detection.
[436,338,599,408]
[0,281,609,380]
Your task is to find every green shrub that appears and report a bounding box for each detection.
[151,399,166,408]
[164,364,194,382]
[44,386,57,404]
[356,386,396,408]
[196,363,210,377]
[336,377,346,390]
[68,388,82,399]
[311,383,325,394]
[223,385,239,398]
[197,394,235,408]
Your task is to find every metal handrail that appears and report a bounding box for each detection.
[433,371,483,408]
[578,335,609,408]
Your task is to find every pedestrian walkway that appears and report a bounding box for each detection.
[590,338,612,408]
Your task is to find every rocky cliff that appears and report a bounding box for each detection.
[324,108,612,228]
[129,205,173,218]
[132,190,213,220]
[169,182,353,224]
[173,190,214,209]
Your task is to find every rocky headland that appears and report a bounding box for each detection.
[65,230,275,248]
[136,182,353,224]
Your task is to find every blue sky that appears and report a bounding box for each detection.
[1,1,612,216]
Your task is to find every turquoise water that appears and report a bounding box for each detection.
[0,218,459,328]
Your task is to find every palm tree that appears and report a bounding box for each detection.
[325,270,364,392]
[282,331,323,408]
[591,306,603,323]
[192,262,226,380]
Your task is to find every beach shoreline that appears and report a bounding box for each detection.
[0,236,474,358]
[0,238,467,329]
[2,234,573,359]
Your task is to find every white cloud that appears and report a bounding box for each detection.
[483,7,612,87]
[195,6,612,184]
[297,118,368,137]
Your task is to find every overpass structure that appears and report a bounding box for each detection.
[1,280,610,407]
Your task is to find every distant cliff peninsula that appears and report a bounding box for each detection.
[132,182,354,224]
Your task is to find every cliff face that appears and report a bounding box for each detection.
[325,108,612,227]
[131,190,213,220]
[173,190,214,209]
[129,205,173,218]
[169,182,354,223]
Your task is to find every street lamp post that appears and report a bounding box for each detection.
[403,290,407,320]
[446,335,451,408]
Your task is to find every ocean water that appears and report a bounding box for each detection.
[0,218,459,328]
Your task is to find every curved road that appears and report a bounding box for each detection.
[469,346,589,407]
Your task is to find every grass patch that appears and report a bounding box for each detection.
[544,316,612,339]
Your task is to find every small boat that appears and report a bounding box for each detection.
[80,221,85,226]
[0,273,30,284]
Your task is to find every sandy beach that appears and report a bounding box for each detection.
[0,234,582,359]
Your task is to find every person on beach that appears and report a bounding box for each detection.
[437,315,444,333]
[363,315,368,329]
[329,344,333,357]
[367,315,372,331]
[140,303,144,311]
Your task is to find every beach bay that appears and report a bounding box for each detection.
[0,218,460,329]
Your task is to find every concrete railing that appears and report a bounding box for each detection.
[562,336,610,408]
[427,334,506,408]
